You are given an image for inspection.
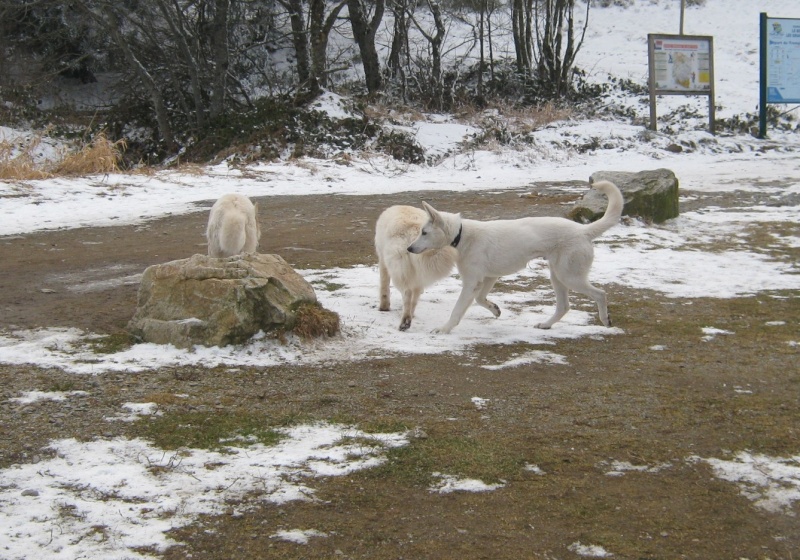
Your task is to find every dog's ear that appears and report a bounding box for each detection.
[422,201,440,223]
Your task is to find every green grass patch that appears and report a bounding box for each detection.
[311,279,345,292]
[139,411,284,451]
[43,379,78,393]
[367,433,525,487]
[85,332,136,354]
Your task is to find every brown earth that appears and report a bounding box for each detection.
[0,181,798,559]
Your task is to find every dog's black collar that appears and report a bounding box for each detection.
[451,224,463,248]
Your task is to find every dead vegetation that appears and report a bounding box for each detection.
[0,134,51,180]
[292,302,341,339]
[0,131,126,180]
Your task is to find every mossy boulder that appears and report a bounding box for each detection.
[128,253,337,348]
[569,169,679,224]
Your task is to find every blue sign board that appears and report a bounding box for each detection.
[765,17,800,104]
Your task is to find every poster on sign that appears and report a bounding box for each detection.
[650,35,713,93]
[647,34,715,132]
[765,17,800,104]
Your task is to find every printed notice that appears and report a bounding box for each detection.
[766,18,800,103]
[652,36,712,93]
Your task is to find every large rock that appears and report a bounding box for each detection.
[128,253,322,348]
[569,169,679,224]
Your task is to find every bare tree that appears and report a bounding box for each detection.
[75,1,176,147]
[209,0,231,119]
[153,0,206,128]
[387,0,411,78]
[511,0,534,74]
[310,0,348,91]
[347,0,384,95]
[280,0,314,89]
[534,0,589,97]
[277,0,347,97]
[0,0,101,93]
[408,0,447,108]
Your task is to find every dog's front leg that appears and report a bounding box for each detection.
[433,279,480,334]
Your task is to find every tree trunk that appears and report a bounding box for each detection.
[511,0,533,74]
[387,0,409,77]
[310,0,347,92]
[283,0,311,88]
[348,0,384,95]
[209,0,230,119]
[478,2,484,99]
[428,0,445,107]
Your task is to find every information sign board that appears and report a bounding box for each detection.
[647,34,715,133]
[764,17,800,103]
[651,36,712,93]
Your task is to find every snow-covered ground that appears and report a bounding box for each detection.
[1,1,799,558]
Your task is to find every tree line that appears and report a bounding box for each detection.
[0,0,590,156]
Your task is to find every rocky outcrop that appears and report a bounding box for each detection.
[569,169,680,224]
[128,253,328,348]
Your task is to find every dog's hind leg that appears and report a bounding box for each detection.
[541,248,610,327]
[399,287,423,331]
[567,278,610,327]
[379,260,391,312]
[558,246,609,327]
[475,277,501,318]
[535,271,571,329]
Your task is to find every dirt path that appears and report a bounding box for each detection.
[1,183,798,559]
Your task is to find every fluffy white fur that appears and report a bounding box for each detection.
[206,194,261,258]
[375,205,457,331]
[407,181,624,333]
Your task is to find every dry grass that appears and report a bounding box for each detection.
[53,132,126,176]
[364,102,427,124]
[0,130,126,180]
[461,100,572,133]
[0,134,52,180]
[292,303,340,339]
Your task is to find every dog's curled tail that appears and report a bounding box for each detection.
[583,180,624,239]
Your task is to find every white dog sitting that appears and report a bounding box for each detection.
[375,205,457,331]
[407,181,623,333]
[206,194,261,258]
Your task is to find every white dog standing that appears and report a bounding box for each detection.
[206,194,261,258]
[407,180,623,333]
[375,205,457,331]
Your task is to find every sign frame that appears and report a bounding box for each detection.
[647,33,716,133]
[759,13,800,138]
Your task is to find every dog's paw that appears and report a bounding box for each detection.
[432,326,452,334]
[534,322,552,330]
[399,318,411,331]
